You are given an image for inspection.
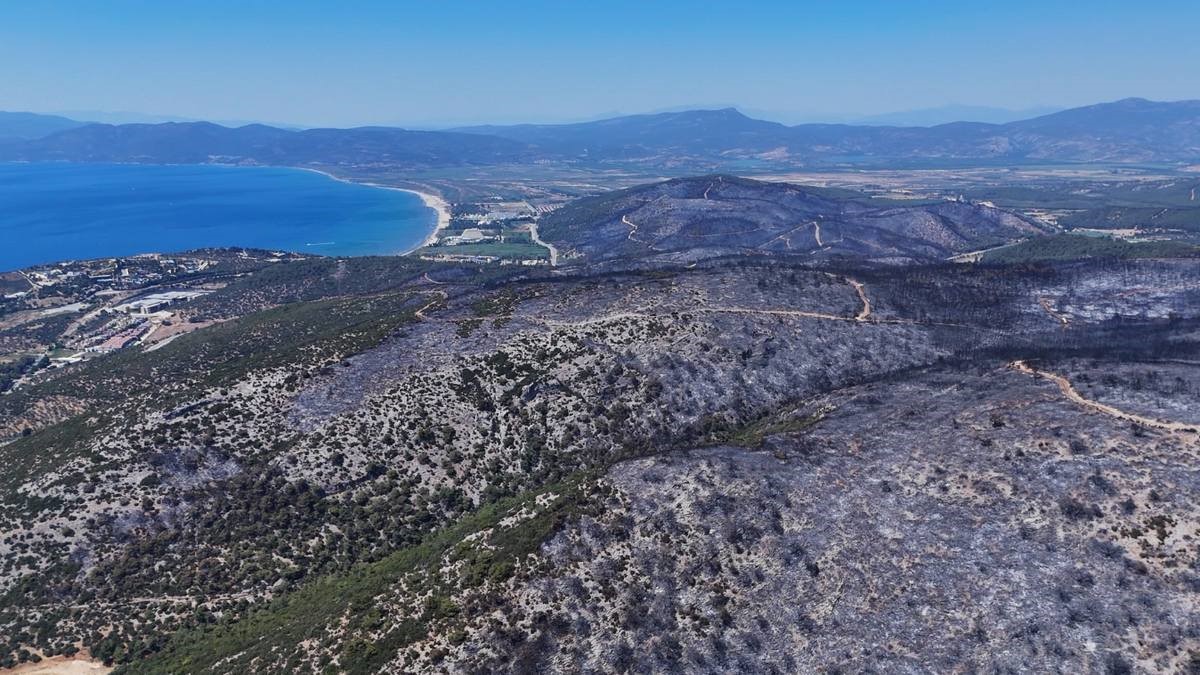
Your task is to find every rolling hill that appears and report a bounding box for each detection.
[538,175,1050,263]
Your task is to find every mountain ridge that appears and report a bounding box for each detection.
[3,97,1200,166]
[0,121,535,167]
[0,111,88,142]
[455,97,1200,163]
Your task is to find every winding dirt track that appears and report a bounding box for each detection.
[534,277,892,329]
[1010,360,1197,434]
[413,291,448,321]
[1038,297,1070,327]
[8,656,111,674]
[847,279,871,321]
[621,214,642,243]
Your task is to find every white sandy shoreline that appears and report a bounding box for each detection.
[295,167,450,254]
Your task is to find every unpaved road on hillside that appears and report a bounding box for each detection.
[1011,360,1197,434]
[1038,297,1070,327]
[621,214,642,243]
[414,291,448,321]
[847,279,871,321]
[535,278,887,329]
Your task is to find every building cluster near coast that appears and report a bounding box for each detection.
[414,198,558,265]
[0,249,306,394]
[297,168,552,264]
[0,174,558,398]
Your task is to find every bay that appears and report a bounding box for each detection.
[0,162,435,271]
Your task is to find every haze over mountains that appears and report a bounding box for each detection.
[1,97,1199,168]
[455,98,1200,164]
[0,121,534,167]
[847,104,1064,127]
[0,111,86,142]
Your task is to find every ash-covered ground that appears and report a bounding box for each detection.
[411,366,1200,672]
[0,246,1197,672]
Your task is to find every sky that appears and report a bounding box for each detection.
[3,1,1199,128]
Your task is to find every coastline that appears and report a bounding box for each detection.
[0,161,450,264]
[407,190,451,250]
[294,167,449,254]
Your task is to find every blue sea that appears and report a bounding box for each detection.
[0,162,436,271]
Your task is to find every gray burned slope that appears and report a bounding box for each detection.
[111,260,1200,672]
[3,251,1200,672]
[0,262,953,668]
[401,364,1200,673]
[538,175,1048,264]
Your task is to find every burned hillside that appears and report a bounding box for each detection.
[0,168,1198,673]
[538,175,1049,264]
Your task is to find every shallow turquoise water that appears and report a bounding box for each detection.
[0,162,435,271]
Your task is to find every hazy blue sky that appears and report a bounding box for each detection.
[3,1,1198,127]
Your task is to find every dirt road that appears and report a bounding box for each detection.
[528,222,559,267]
[847,279,871,321]
[1010,360,1197,434]
[621,214,642,243]
[1038,297,1070,327]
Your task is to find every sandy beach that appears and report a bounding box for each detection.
[404,189,451,250]
[294,168,450,253]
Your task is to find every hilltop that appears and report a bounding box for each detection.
[0,111,86,142]
[537,175,1048,264]
[2,246,1196,672]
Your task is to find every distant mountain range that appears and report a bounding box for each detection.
[0,121,533,167]
[846,104,1064,127]
[2,98,1199,168]
[0,111,87,142]
[49,110,305,129]
[453,98,1200,164]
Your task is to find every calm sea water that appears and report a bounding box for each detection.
[0,162,435,271]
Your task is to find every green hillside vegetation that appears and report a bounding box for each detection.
[964,180,1200,211]
[426,241,549,259]
[982,234,1200,263]
[1059,206,1200,232]
[121,475,603,673]
[0,292,424,499]
[8,291,423,412]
